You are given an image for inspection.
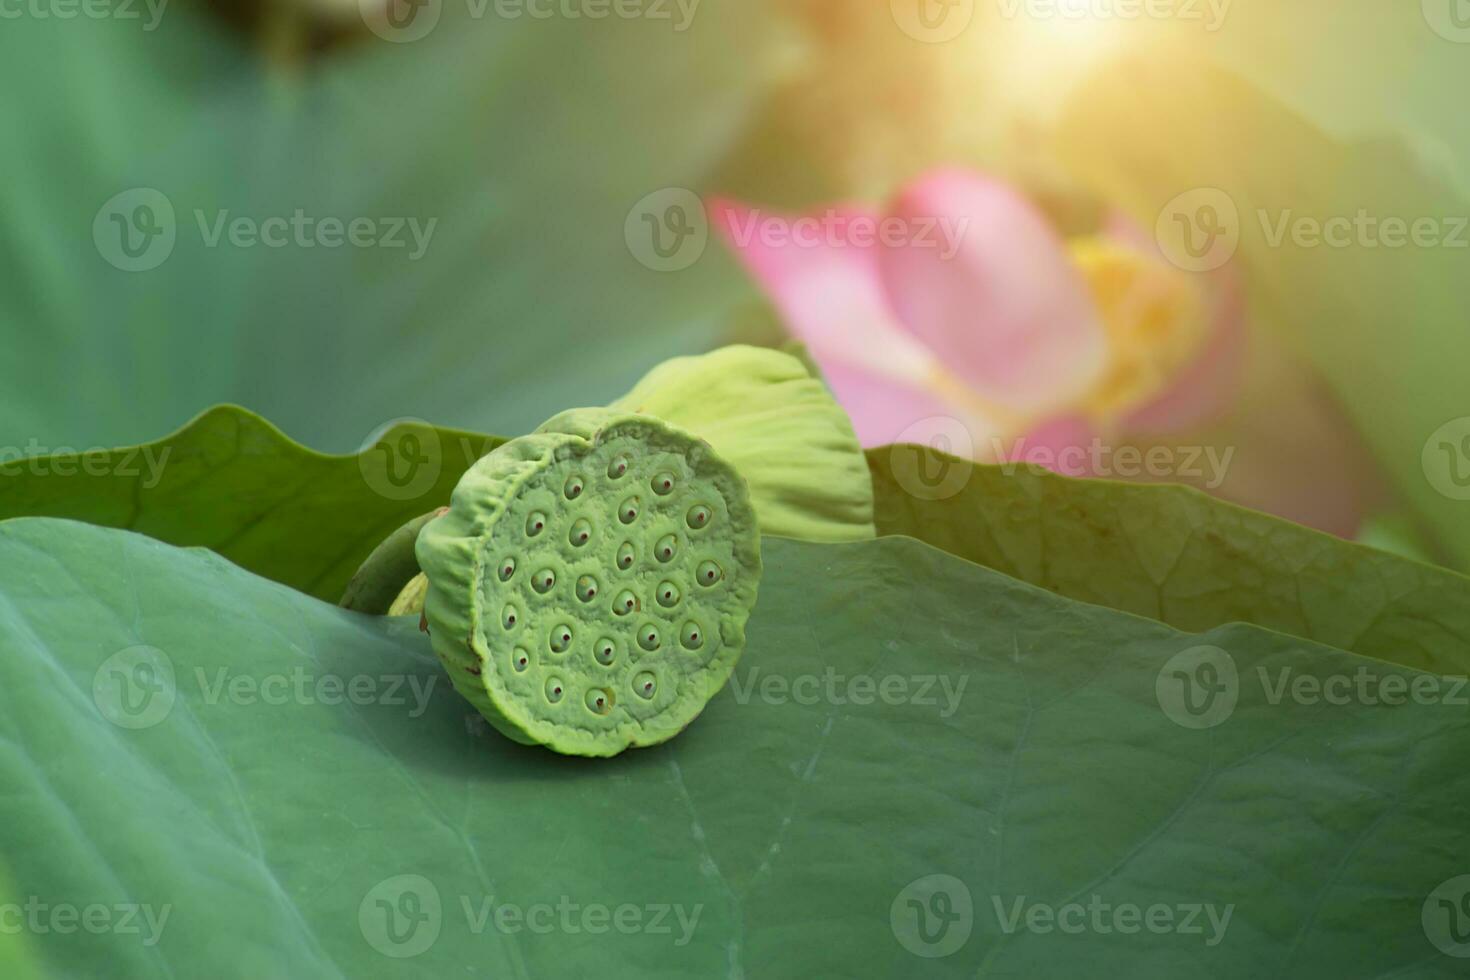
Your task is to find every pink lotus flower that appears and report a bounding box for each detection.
[711,169,1383,536]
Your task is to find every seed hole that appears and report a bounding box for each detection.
[686,505,711,529]
[564,475,584,500]
[526,511,547,537]
[655,534,678,563]
[651,471,676,496]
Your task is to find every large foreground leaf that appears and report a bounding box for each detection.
[1,518,1466,977]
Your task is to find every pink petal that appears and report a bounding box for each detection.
[1123,263,1248,434]
[876,170,1107,416]
[708,197,935,384]
[817,358,968,449]
[998,415,1098,477]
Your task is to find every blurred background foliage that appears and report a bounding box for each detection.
[3,0,1468,564]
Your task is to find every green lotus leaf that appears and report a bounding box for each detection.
[3,517,1468,976]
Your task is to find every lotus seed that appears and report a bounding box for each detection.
[513,648,530,672]
[655,534,678,563]
[696,560,722,586]
[652,471,675,495]
[686,505,711,529]
[680,621,704,650]
[633,671,657,699]
[564,475,584,500]
[498,558,516,581]
[607,455,629,479]
[638,625,662,651]
[532,568,556,593]
[568,518,592,547]
[619,497,639,524]
[549,624,573,653]
[594,638,617,665]
[585,688,614,715]
[576,575,599,602]
[612,590,637,616]
[502,604,519,629]
[545,678,564,703]
[616,542,635,570]
[657,581,680,607]
[526,511,547,536]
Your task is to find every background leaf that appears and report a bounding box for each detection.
[0,5,786,453]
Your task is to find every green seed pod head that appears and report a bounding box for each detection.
[607,345,876,543]
[416,408,761,758]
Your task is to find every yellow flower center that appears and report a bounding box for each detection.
[1067,236,1209,425]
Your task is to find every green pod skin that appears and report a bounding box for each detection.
[416,408,762,758]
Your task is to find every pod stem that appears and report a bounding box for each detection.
[339,508,448,614]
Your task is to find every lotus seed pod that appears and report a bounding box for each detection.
[416,408,761,757]
[608,345,876,543]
